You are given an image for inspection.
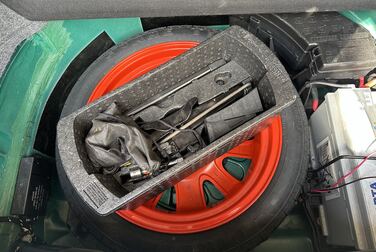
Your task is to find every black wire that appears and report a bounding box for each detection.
[311,176,376,193]
[312,155,376,173]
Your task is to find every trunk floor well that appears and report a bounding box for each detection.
[2,10,376,251]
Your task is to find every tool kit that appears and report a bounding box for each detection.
[56,26,297,215]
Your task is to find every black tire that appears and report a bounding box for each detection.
[57,26,309,252]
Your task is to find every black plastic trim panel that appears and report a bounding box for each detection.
[2,0,376,21]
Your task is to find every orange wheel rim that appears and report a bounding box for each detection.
[87,41,282,234]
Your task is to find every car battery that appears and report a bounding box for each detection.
[56,26,297,215]
[310,88,376,250]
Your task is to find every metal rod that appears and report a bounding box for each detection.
[127,60,226,116]
[160,82,252,143]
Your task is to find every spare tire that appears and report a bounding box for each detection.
[57,26,309,251]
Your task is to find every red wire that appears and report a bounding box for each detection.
[312,99,319,111]
[311,150,376,193]
[359,76,366,88]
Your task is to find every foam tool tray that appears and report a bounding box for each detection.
[57,26,297,215]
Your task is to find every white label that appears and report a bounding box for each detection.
[316,137,340,200]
